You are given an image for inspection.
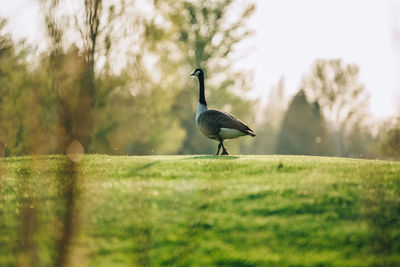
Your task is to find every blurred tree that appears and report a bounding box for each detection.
[301,59,370,156]
[90,59,186,155]
[38,0,128,151]
[3,0,257,156]
[245,77,287,154]
[343,119,378,158]
[37,0,187,155]
[0,19,23,156]
[277,90,332,155]
[263,77,287,130]
[145,0,256,154]
[39,4,97,266]
[377,21,400,160]
[378,117,400,160]
[0,19,45,156]
[39,5,86,152]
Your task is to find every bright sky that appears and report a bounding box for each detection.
[0,0,399,119]
[240,0,400,119]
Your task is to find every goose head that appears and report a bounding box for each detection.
[191,68,203,77]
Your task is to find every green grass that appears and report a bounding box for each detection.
[1,155,400,266]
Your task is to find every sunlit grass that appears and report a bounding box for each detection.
[1,155,400,266]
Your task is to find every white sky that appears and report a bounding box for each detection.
[1,0,399,119]
[240,0,400,119]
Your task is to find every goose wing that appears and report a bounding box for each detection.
[198,109,255,135]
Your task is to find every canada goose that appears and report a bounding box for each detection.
[191,68,255,155]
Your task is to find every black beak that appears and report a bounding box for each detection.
[190,72,195,76]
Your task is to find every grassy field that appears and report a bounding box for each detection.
[1,155,400,266]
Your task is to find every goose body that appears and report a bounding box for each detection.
[191,68,255,155]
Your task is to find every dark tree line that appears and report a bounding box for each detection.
[277,90,331,156]
[252,59,386,159]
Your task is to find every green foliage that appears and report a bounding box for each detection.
[31,0,257,155]
[378,118,400,159]
[1,155,400,266]
[277,90,332,155]
[300,59,373,157]
[146,0,257,154]
[87,58,187,155]
[0,22,47,156]
[0,8,385,158]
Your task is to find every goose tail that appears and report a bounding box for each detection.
[244,130,255,137]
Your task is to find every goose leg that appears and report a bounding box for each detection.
[216,143,222,155]
[221,142,229,155]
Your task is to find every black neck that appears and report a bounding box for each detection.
[198,73,207,106]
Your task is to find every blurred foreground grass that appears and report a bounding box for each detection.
[1,155,400,266]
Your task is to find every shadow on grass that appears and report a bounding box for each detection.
[183,155,239,160]
[134,161,159,171]
[124,161,160,177]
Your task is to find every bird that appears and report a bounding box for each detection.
[191,68,255,155]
